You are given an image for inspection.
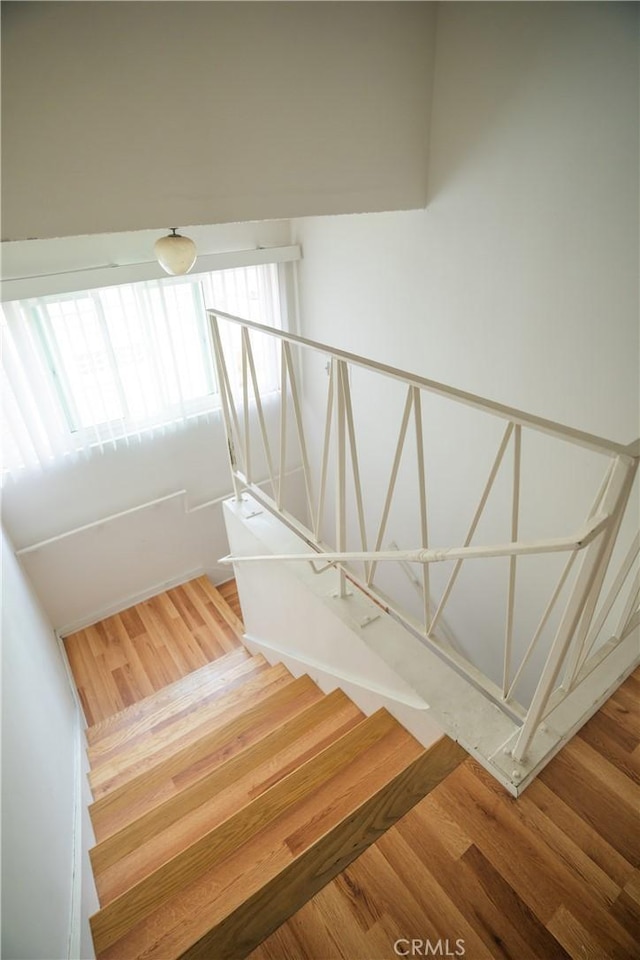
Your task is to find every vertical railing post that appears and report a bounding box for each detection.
[209,314,241,501]
[562,456,638,688]
[278,340,287,510]
[340,361,370,581]
[503,425,521,696]
[335,358,348,599]
[412,386,430,631]
[574,532,639,667]
[506,550,578,702]
[243,327,277,498]
[241,330,251,484]
[367,387,414,587]
[314,360,334,540]
[512,454,635,762]
[283,341,315,525]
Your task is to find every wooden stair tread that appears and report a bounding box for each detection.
[86,647,251,746]
[90,709,416,953]
[88,652,266,765]
[164,578,243,653]
[192,575,244,640]
[91,689,364,904]
[89,673,325,840]
[94,729,466,959]
[89,663,296,799]
[78,580,467,960]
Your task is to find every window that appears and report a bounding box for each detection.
[1,263,282,479]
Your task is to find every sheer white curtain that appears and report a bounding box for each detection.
[1,264,282,482]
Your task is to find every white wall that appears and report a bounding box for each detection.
[291,2,639,702]
[295,2,639,440]
[1,1,436,241]
[4,395,307,633]
[4,410,247,548]
[1,219,306,632]
[1,528,79,959]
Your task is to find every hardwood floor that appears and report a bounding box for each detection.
[65,581,639,958]
[63,576,243,725]
[250,669,640,960]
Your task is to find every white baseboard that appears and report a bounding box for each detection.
[56,566,209,636]
[67,717,84,960]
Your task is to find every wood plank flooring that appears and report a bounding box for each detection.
[250,668,640,960]
[65,581,639,958]
[63,576,243,725]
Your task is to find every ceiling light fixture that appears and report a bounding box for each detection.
[154,227,197,276]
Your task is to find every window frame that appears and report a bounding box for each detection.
[2,260,289,469]
[28,279,223,442]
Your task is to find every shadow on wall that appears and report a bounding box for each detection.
[426,3,638,202]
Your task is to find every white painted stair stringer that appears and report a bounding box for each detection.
[241,630,439,750]
[223,495,640,796]
[224,495,523,793]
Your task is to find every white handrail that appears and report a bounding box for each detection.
[207,308,634,457]
[220,513,609,566]
[208,307,639,769]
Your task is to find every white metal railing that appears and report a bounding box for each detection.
[209,308,639,764]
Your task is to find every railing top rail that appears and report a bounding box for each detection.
[207,308,636,459]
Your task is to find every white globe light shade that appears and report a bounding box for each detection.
[154,231,197,276]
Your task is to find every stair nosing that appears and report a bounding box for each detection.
[88,654,267,764]
[86,647,251,745]
[180,737,464,960]
[90,687,362,885]
[89,672,322,837]
[92,716,438,958]
[88,663,294,796]
[90,709,408,953]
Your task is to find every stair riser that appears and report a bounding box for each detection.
[193,738,468,960]
[90,675,322,840]
[88,657,267,766]
[90,711,403,954]
[89,667,294,798]
[188,738,467,960]
[191,578,244,639]
[92,696,364,902]
[94,735,465,959]
[86,647,251,746]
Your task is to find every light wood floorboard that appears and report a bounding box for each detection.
[63,577,243,725]
[250,667,640,960]
[67,581,638,958]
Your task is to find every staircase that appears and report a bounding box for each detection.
[84,588,466,960]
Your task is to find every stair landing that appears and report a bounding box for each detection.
[63,576,244,726]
